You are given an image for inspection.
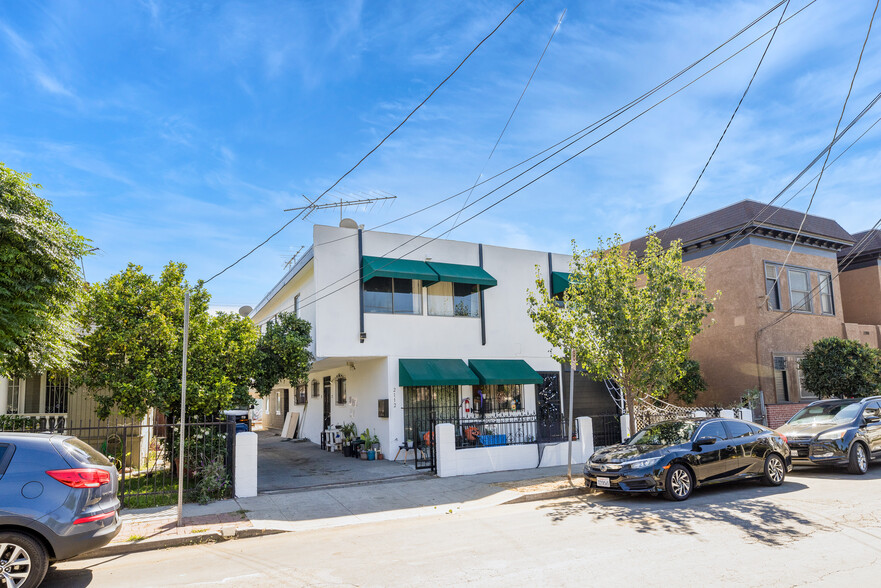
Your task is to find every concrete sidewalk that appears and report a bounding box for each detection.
[91,465,587,558]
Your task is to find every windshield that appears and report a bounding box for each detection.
[628,421,697,446]
[788,402,862,425]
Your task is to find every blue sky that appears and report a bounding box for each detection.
[2,0,880,310]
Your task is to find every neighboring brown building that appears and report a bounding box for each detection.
[838,230,881,349]
[627,200,855,411]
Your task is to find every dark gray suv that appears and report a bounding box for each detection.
[0,433,121,587]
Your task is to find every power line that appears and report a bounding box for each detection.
[202,1,524,284]
[668,0,791,228]
[309,0,526,206]
[280,1,820,313]
[759,0,877,303]
[450,8,566,235]
[302,0,816,256]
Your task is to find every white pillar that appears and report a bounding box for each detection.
[434,423,456,478]
[576,416,594,458]
[620,413,631,441]
[235,432,258,498]
[0,377,8,416]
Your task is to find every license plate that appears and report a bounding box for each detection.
[791,450,800,457]
[597,477,611,488]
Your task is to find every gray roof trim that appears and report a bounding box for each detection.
[838,229,881,270]
[250,246,315,318]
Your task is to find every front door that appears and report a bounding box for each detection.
[690,421,731,482]
[536,372,563,442]
[322,377,332,431]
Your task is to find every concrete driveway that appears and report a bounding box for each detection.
[257,431,424,492]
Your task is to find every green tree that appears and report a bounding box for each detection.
[73,262,259,418]
[663,358,706,405]
[0,163,91,376]
[252,311,313,396]
[528,233,715,434]
[800,337,881,399]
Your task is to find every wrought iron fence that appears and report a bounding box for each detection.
[591,414,622,447]
[0,415,234,509]
[455,412,538,449]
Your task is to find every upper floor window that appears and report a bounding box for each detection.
[787,269,812,313]
[764,263,781,310]
[364,277,422,315]
[817,272,834,315]
[427,282,480,317]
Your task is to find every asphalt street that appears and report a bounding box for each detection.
[45,465,881,587]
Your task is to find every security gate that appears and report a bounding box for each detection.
[536,372,564,442]
[402,385,459,471]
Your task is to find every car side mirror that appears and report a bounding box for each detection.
[866,415,881,424]
[692,437,717,449]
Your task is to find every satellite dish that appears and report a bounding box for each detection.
[339,218,359,229]
[238,305,253,317]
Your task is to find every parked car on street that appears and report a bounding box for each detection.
[777,396,881,475]
[0,433,120,588]
[584,418,791,501]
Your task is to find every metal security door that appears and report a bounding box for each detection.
[536,372,564,442]
[403,386,459,471]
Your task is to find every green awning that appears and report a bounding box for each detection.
[551,271,571,296]
[399,359,479,387]
[426,261,497,289]
[362,256,439,283]
[468,359,543,385]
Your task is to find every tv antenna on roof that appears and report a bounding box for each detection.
[285,193,397,221]
[282,245,305,270]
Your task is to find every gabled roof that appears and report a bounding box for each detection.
[626,200,854,255]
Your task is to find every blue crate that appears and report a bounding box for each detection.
[478,434,507,447]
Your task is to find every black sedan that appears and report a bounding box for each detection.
[584,418,792,501]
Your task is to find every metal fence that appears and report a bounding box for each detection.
[455,412,538,449]
[591,414,622,447]
[0,414,234,509]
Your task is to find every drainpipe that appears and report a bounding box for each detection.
[547,252,553,292]
[479,244,486,346]
[358,229,366,343]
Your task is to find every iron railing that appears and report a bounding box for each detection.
[591,414,622,447]
[456,412,538,449]
[0,415,234,509]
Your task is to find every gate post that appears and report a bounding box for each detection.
[226,420,237,498]
[234,432,258,498]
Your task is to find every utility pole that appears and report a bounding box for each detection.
[567,347,576,483]
[177,290,190,527]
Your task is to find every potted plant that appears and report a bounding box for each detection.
[359,428,372,460]
[340,422,357,457]
[373,434,383,460]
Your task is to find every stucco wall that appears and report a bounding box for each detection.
[689,240,845,407]
[838,263,881,325]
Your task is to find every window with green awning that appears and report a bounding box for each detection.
[551,271,571,296]
[426,261,497,290]
[399,359,479,387]
[467,359,543,385]
[362,256,439,283]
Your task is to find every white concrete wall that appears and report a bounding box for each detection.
[235,432,258,498]
[435,417,594,477]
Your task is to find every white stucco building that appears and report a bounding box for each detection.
[250,222,591,473]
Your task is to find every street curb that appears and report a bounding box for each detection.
[69,527,288,561]
[502,486,591,504]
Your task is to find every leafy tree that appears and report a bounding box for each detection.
[0,163,91,377]
[800,337,881,399]
[528,233,715,434]
[74,262,259,419]
[663,359,706,405]
[252,312,313,396]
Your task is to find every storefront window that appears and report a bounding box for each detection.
[472,384,522,413]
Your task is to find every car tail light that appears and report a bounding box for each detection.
[46,468,111,488]
[73,511,116,525]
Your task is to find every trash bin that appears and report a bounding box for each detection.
[223,409,250,434]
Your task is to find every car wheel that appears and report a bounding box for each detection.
[760,453,786,486]
[663,464,693,501]
[0,532,49,588]
[847,442,869,475]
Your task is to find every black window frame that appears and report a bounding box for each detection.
[695,421,728,441]
[0,443,14,476]
[336,377,347,405]
[363,277,423,315]
[723,420,754,439]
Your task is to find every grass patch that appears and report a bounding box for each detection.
[126,535,145,542]
[120,473,197,510]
